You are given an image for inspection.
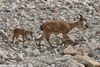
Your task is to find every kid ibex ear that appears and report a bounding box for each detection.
[31,27,32,30]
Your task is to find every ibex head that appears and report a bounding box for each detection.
[77,14,88,29]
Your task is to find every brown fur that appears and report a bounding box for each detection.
[37,14,87,47]
[11,28,33,44]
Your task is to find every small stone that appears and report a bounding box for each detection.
[28,63,33,67]
[2,33,9,41]
[7,54,16,60]
[31,49,41,56]
[50,7,58,13]
[68,62,79,67]
[0,57,5,64]
[81,44,91,53]
[78,63,85,67]
[63,45,78,55]
[10,47,17,51]
[51,64,56,67]
[0,50,4,57]
[68,35,76,42]
[0,18,2,21]
[16,53,24,61]
[25,48,31,56]
[0,29,4,34]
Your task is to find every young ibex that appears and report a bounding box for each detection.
[36,14,88,48]
[11,28,33,44]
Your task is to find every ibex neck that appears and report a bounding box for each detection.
[69,22,79,30]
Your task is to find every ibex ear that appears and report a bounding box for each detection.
[83,18,87,21]
[31,28,32,30]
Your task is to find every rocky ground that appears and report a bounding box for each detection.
[0,0,100,67]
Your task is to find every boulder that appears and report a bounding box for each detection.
[74,55,100,67]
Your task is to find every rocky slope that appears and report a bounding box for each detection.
[0,0,100,67]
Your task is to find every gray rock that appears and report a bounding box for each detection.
[0,50,5,57]
[63,45,78,55]
[16,53,24,61]
[27,63,33,67]
[0,29,4,34]
[0,57,5,64]
[31,49,41,56]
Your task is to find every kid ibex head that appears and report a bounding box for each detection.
[29,31,33,37]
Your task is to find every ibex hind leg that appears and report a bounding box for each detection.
[11,34,17,43]
[11,36,14,43]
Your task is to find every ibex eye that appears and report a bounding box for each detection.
[85,24,88,28]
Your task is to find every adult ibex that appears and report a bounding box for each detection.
[36,14,88,48]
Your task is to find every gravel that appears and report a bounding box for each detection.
[0,0,100,67]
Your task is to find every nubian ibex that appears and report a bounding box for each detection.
[11,28,33,44]
[36,14,88,48]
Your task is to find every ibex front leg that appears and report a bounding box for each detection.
[45,33,54,48]
[36,34,44,47]
[22,35,25,44]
